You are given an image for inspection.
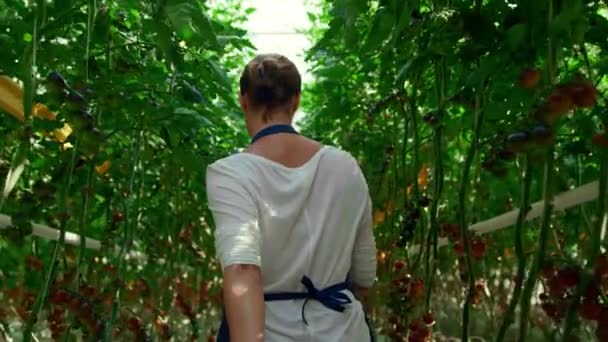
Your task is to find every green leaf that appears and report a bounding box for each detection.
[396,55,426,85]
[164,0,219,49]
[174,107,214,129]
[33,119,64,132]
[597,56,608,76]
[550,11,573,35]
[466,55,501,87]
[505,23,527,51]
[1,144,28,207]
[550,1,584,36]
[364,7,395,52]
[152,20,182,70]
[93,9,111,41]
[207,60,232,89]
[217,35,245,47]
[180,81,208,105]
[160,126,176,148]
[316,64,349,80]
[173,147,204,174]
[586,13,608,48]
[115,0,138,7]
[391,2,412,45]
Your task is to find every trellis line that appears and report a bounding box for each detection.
[408,180,600,254]
[0,180,600,254]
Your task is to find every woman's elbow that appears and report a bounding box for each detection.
[223,264,262,297]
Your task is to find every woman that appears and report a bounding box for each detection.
[206,53,377,341]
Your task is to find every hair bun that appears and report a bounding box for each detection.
[238,53,302,116]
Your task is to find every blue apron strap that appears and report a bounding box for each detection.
[264,276,351,325]
[217,309,230,342]
[251,124,299,144]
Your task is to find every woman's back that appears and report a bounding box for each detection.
[206,53,376,341]
[207,143,376,341]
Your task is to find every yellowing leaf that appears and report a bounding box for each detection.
[0,75,24,121]
[418,164,429,189]
[374,209,386,226]
[377,250,388,264]
[52,123,72,143]
[33,103,56,120]
[96,160,111,176]
[60,142,74,151]
[385,201,394,215]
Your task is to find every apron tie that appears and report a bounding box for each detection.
[218,275,368,341]
[298,275,352,325]
[264,275,352,325]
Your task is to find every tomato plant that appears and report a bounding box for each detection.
[1,0,608,341]
[302,0,608,341]
[0,0,254,340]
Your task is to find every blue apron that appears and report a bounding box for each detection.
[217,125,376,341]
[216,275,376,341]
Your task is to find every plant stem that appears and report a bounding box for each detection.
[518,1,556,337]
[561,157,608,338]
[73,164,95,288]
[408,83,426,272]
[23,146,78,341]
[518,147,555,341]
[85,0,96,82]
[105,130,144,340]
[20,1,43,339]
[400,102,409,201]
[496,155,533,342]
[457,85,484,341]
[424,60,446,310]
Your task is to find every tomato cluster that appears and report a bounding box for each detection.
[45,71,104,156]
[391,261,425,302]
[173,278,197,320]
[483,72,599,177]
[471,282,486,307]
[385,311,435,342]
[538,255,608,339]
[442,223,489,261]
[47,306,66,340]
[49,288,104,338]
[35,266,191,341]
[398,206,422,247]
[407,318,433,342]
[384,260,431,340]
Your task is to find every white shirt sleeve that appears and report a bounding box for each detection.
[349,166,377,288]
[206,161,261,269]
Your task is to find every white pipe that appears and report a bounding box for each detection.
[0,180,600,256]
[0,214,101,250]
[408,180,600,255]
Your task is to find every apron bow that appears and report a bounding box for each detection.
[297,275,352,325]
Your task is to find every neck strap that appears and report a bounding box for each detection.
[251,124,299,143]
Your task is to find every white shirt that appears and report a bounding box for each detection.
[206,145,377,341]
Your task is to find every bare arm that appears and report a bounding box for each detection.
[350,167,377,311]
[206,163,264,341]
[353,285,371,312]
[223,264,265,342]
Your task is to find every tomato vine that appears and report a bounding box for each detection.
[1,0,608,340]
